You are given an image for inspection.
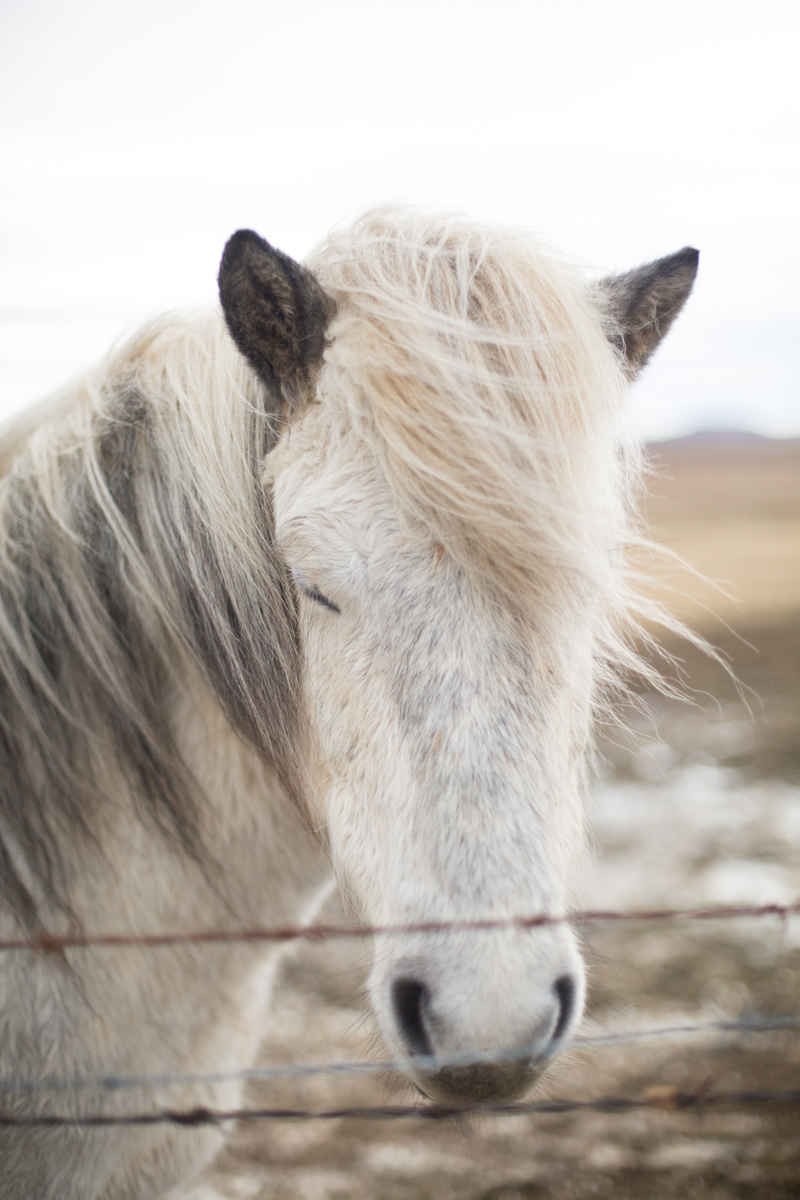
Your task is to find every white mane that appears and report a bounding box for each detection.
[308,209,669,697]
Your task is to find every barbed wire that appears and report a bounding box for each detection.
[2,1013,798,1096]
[3,904,797,1136]
[4,1088,800,1128]
[2,899,798,954]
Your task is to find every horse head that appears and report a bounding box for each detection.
[218,213,698,1105]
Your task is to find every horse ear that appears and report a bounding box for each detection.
[598,247,699,378]
[218,229,333,398]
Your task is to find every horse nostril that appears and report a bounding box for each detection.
[551,974,576,1042]
[391,978,434,1058]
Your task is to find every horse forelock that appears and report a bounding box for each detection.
[307,210,635,617]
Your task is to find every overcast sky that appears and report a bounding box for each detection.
[1,0,798,438]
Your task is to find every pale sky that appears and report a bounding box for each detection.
[1,0,798,438]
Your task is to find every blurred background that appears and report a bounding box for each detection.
[1,0,798,440]
[2,2,799,1196]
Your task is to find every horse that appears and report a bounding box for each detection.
[0,208,698,1199]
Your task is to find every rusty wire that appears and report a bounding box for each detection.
[3,1088,800,1128]
[1,899,797,954]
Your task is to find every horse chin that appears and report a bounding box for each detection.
[410,1056,549,1105]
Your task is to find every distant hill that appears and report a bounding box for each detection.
[646,429,800,459]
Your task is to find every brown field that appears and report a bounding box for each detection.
[641,432,800,629]
[631,433,800,784]
[207,435,800,1200]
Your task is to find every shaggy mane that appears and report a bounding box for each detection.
[309,210,673,690]
[0,314,301,925]
[311,211,631,600]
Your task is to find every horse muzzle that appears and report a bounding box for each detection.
[373,928,584,1105]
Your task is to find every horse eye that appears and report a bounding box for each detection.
[300,584,341,614]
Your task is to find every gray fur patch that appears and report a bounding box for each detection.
[0,380,302,928]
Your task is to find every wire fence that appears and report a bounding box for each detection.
[3,1014,799,1096]
[4,1089,800,1129]
[2,898,798,954]
[2,899,799,1126]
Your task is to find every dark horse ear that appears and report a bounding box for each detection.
[598,247,699,378]
[218,229,333,398]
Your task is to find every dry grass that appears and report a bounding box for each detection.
[641,433,800,628]
[624,433,800,784]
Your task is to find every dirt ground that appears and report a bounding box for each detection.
[204,434,800,1199]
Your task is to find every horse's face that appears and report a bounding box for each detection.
[269,399,589,1103]
[219,219,699,1105]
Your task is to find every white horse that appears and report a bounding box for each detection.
[0,209,697,1198]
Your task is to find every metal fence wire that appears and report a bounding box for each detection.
[2,900,799,1126]
[2,898,798,954]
